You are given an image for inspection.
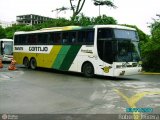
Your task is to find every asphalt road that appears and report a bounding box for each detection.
[0,63,160,120]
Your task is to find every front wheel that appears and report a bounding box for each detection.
[23,57,30,68]
[30,58,37,70]
[82,62,94,77]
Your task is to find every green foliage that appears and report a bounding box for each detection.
[0,26,6,39]
[70,0,86,20]
[142,20,160,72]
[92,15,117,24]
[123,24,149,44]
[5,24,34,39]
[71,14,92,26]
[3,15,117,39]
[72,14,117,26]
[93,0,117,8]
[34,18,72,30]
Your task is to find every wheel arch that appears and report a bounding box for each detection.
[23,56,29,64]
[81,61,95,73]
[30,57,37,69]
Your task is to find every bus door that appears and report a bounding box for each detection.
[97,28,117,75]
[0,41,4,55]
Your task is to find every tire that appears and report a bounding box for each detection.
[82,62,94,77]
[30,58,37,70]
[23,57,30,68]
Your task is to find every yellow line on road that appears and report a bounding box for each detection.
[114,89,160,120]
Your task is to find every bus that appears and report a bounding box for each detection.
[0,39,13,61]
[13,25,142,77]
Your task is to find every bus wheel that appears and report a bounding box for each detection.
[82,62,94,77]
[23,57,30,68]
[30,58,37,70]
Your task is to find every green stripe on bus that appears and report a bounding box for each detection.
[52,45,71,69]
[59,45,81,70]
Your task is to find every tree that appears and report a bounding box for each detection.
[92,14,117,24]
[5,24,34,39]
[52,6,70,18]
[70,0,86,20]
[0,26,6,39]
[71,13,117,26]
[93,0,117,16]
[142,20,160,72]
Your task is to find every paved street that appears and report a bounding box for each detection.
[0,63,160,119]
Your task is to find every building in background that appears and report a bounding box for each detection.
[16,14,53,25]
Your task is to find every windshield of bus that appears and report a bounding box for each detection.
[97,28,141,64]
[114,29,141,62]
[3,41,13,55]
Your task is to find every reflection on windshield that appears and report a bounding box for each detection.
[3,42,13,55]
[116,41,140,62]
[114,29,139,40]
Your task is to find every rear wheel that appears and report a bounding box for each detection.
[30,58,37,70]
[82,62,94,77]
[23,57,30,68]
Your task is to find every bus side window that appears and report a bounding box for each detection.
[14,35,19,45]
[54,32,61,44]
[62,32,69,44]
[86,30,94,44]
[20,35,27,45]
[28,34,37,45]
[37,33,48,45]
[49,32,54,44]
[98,28,113,40]
[69,32,77,43]
[77,31,85,43]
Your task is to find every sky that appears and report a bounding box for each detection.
[0,0,160,34]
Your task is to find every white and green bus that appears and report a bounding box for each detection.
[13,25,142,77]
[0,39,13,61]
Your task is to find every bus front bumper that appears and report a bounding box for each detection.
[113,67,142,76]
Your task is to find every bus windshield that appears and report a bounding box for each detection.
[116,40,141,62]
[3,41,13,55]
[97,28,141,64]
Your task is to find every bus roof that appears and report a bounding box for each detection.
[14,25,136,35]
[0,39,13,41]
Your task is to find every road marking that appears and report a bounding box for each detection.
[0,71,24,80]
[114,89,160,120]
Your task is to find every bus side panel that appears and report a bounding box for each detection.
[14,52,24,64]
[42,45,62,68]
[52,45,82,71]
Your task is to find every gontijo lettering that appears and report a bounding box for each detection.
[29,47,48,52]
[15,47,23,50]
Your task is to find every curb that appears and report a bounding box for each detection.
[141,72,160,75]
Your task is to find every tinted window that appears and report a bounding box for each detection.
[98,28,113,40]
[77,30,94,44]
[37,33,49,45]
[78,31,85,43]
[62,32,69,44]
[86,30,94,43]
[14,35,27,45]
[69,32,77,43]
[54,32,62,44]
[28,34,37,45]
